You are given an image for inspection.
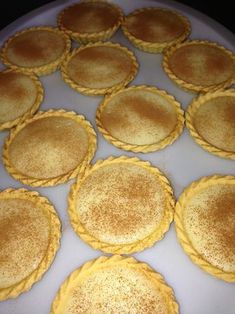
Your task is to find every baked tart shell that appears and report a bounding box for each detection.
[68,156,175,254]
[3,109,97,187]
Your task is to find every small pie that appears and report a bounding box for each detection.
[51,255,179,313]
[3,110,97,187]
[122,7,190,53]
[96,85,184,152]
[186,89,235,160]
[163,40,235,93]
[0,69,43,131]
[68,156,175,254]
[0,188,61,300]
[175,175,235,282]
[61,42,138,95]
[1,26,71,76]
[58,1,123,43]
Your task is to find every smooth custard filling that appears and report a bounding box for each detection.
[169,44,234,86]
[9,116,89,179]
[67,46,134,89]
[57,266,170,313]
[100,89,177,145]
[0,198,49,288]
[194,96,235,152]
[184,184,235,272]
[126,9,186,43]
[0,72,37,124]
[60,2,120,33]
[6,29,66,67]
[76,162,167,244]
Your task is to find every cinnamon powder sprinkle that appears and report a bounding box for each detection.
[6,30,66,67]
[194,95,235,152]
[199,192,235,256]
[0,198,49,288]
[76,162,167,245]
[126,9,186,43]
[184,184,235,272]
[67,46,133,89]
[66,266,169,313]
[100,89,177,146]
[60,2,120,33]
[169,44,234,86]
[0,72,27,101]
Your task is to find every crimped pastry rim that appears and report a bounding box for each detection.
[96,85,185,153]
[60,41,138,96]
[0,68,44,131]
[68,155,175,254]
[2,109,97,187]
[122,7,191,53]
[186,88,235,160]
[162,40,235,93]
[174,175,235,282]
[0,26,71,76]
[0,188,61,300]
[57,0,123,44]
[51,255,179,314]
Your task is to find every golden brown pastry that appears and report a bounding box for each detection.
[58,1,123,43]
[51,256,179,313]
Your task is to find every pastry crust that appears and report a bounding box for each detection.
[0,188,61,300]
[175,175,235,282]
[0,69,43,131]
[163,40,235,93]
[186,89,235,160]
[61,42,138,96]
[51,255,179,314]
[122,7,190,53]
[57,0,123,44]
[68,156,175,254]
[3,109,97,187]
[1,26,71,76]
[96,85,184,152]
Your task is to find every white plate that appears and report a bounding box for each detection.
[0,1,235,313]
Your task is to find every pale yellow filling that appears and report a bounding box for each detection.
[57,266,169,314]
[9,116,89,179]
[0,198,49,288]
[67,46,133,89]
[60,2,120,33]
[184,184,235,272]
[76,162,166,244]
[6,29,66,67]
[126,9,186,43]
[0,72,37,124]
[169,44,234,86]
[100,89,177,145]
[194,96,235,152]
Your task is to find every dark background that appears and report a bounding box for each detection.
[0,1,234,33]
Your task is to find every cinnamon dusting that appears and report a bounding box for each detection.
[76,162,166,245]
[0,197,49,288]
[194,95,235,152]
[65,265,170,313]
[185,184,235,272]
[100,89,178,146]
[120,95,174,128]
[169,44,234,86]
[126,9,185,43]
[61,2,120,33]
[67,46,133,89]
[224,99,235,124]
[199,192,235,254]
[8,116,89,179]
[6,29,66,67]
[0,72,28,101]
